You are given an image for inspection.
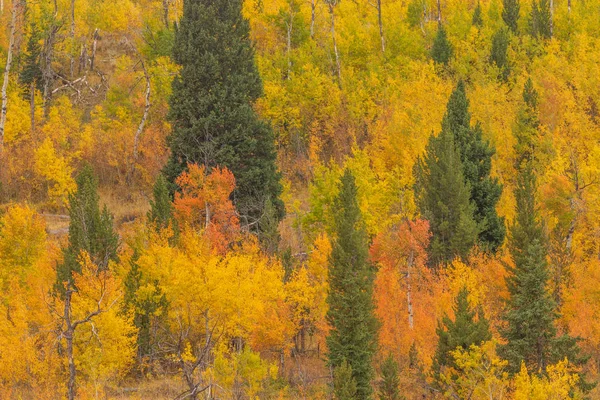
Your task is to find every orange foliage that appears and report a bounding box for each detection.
[174,163,240,253]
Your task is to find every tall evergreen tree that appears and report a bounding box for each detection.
[490,27,510,81]
[378,354,402,400]
[147,174,174,231]
[472,2,483,28]
[529,0,552,39]
[432,287,491,385]
[56,166,119,289]
[499,82,586,377]
[19,22,43,98]
[442,81,505,251]
[414,127,479,266]
[164,0,283,227]
[502,0,520,33]
[431,24,453,66]
[327,169,379,399]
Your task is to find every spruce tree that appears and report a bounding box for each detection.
[502,0,520,33]
[442,81,505,251]
[164,0,283,227]
[490,27,510,81]
[432,287,491,384]
[326,169,378,399]
[472,2,483,28]
[56,166,119,289]
[499,82,586,377]
[414,127,479,266]
[333,360,358,400]
[147,174,174,231]
[19,22,43,98]
[529,0,552,39]
[378,355,402,400]
[431,24,453,66]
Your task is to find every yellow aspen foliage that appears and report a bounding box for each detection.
[513,360,582,400]
[441,341,510,400]
[68,253,136,394]
[34,138,77,206]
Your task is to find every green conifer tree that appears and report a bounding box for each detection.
[147,174,174,231]
[530,0,552,39]
[56,166,119,290]
[472,2,483,27]
[326,169,379,399]
[414,128,479,266]
[442,81,505,251]
[490,28,510,81]
[500,82,587,379]
[431,24,453,65]
[164,0,283,228]
[378,354,402,400]
[432,287,491,385]
[502,0,520,33]
[333,360,358,400]
[19,22,43,98]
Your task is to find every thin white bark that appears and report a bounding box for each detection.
[0,0,21,154]
[407,250,414,330]
[377,0,385,53]
[328,1,341,85]
[126,43,151,185]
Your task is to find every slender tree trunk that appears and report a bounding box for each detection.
[437,0,441,22]
[127,53,151,185]
[30,82,35,132]
[70,0,75,37]
[286,6,293,79]
[42,23,58,114]
[328,2,341,85]
[64,290,77,400]
[407,250,414,330]
[377,0,384,53]
[568,0,571,12]
[0,0,21,154]
[550,0,554,35]
[163,0,169,28]
[310,0,316,37]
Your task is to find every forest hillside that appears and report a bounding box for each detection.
[1,0,600,398]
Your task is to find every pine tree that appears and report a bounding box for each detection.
[164,0,283,228]
[123,253,168,360]
[327,169,379,399]
[431,24,453,66]
[502,0,520,33]
[500,82,586,378]
[490,27,510,81]
[378,354,402,400]
[530,0,552,39]
[147,174,174,231]
[19,22,43,98]
[472,2,483,28]
[414,127,479,266]
[432,287,491,384]
[333,359,358,400]
[442,81,505,251]
[56,166,119,289]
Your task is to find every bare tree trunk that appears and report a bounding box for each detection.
[286,4,293,79]
[407,250,414,330]
[127,51,151,185]
[64,291,77,400]
[310,0,316,38]
[163,0,169,28]
[550,0,554,35]
[328,2,341,85]
[30,81,35,132]
[0,0,21,154]
[568,0,571,12]
[377,0,384,53]
[90,28,98,71]
[42,23,58,114]
[70,0,75,37]
[437,0,441,22]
